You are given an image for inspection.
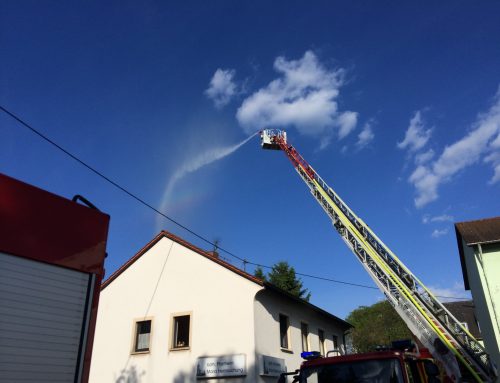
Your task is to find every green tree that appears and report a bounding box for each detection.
[345,300,412,353]
[254,266,266,281]
[255,261,311,301]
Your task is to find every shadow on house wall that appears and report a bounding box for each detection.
[116,365,146,383]
[114,360,282,383]
[171,360,265,383]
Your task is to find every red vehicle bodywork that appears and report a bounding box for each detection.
[295,350,444,383]
[0,173,110,383]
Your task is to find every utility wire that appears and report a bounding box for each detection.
[0,105,469,300]
[253,262,378,290]
[0,105,237,258]
[250,263,467,300]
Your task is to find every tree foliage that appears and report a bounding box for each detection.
[345,300,412,353]
[254,266,266,281]
[254,261,311,301]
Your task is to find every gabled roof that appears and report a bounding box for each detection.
[455,216,500,246]
[102,230,351,329]
[443,300,481,339]
[102,230,263,289]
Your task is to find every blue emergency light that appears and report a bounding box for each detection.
[301,351,322,360]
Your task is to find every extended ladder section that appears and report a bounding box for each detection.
[260,129,496,383]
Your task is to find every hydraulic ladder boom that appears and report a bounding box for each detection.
[260,129,496,383]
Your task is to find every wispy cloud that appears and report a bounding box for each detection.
[337,111,358,139]
[205,69,238,108]
[428,282,469,302]
[422,214,454,224]
[397,111,432,152]
[415,149,434,165]
[408,87,500,208]
[484,132,500,183]
[431,228,449,238]
[236,51,357,148]
[356,121,375,149]
[157,132,257,229]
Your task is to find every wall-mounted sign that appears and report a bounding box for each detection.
[196,354,246,378]
[259,355,286,377]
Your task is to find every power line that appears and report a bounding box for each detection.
[0,105,470,300]
[0,104,241,259]
[251,262,469,300]
[253,262,378,289]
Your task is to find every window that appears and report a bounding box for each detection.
[279,314,290,349]
[133,320,151,353]
[318,329,325,356]
[301,322,309,352]
[332,335,339,352]
[171,314,191,349]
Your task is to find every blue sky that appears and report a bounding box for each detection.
[1,1,499,319]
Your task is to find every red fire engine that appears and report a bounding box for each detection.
[0,173,109,382]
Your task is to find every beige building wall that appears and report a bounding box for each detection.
[90,236,263,382]
[253,289,347,379]
[461,240,500,376]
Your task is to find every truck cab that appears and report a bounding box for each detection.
[280,349,444,383]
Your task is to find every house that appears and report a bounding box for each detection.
[455,216,500,376]
[89,231,352,382]
[443,301,482,342]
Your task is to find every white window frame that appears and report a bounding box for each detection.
[170,312,192,351]
[131,317,153,354]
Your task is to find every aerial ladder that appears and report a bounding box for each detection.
[260,129,497,383]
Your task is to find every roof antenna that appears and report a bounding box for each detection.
[212,238,220,258]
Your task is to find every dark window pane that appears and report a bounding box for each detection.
[279,314,289,349]
[319,329,325,355]
[301,323,309,352]
[135,320,151,352]
[332,335,338,350]
[301,358,404,383]
[173,315,190,348]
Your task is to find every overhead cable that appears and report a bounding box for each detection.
[0,105,469,300]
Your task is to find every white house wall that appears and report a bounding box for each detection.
[90,236,263,382]
[461,240,500,376]
[253,289,347,381]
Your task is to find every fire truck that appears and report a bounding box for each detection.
[280,341,444,383]
[0,173,109,382]
[260,130,497,383]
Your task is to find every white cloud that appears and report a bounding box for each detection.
[431,228,449,238]
[428,282,469,302]
[484,131,500,184]
[356,121,375,149]
[415,149,434,165]
[409,89,500,207]
[205,69,238,108]
[432,214,454,222]
[397,111,432,152]
[337,111,358,139]
[422,214,454,224]
[236,51,357,148]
